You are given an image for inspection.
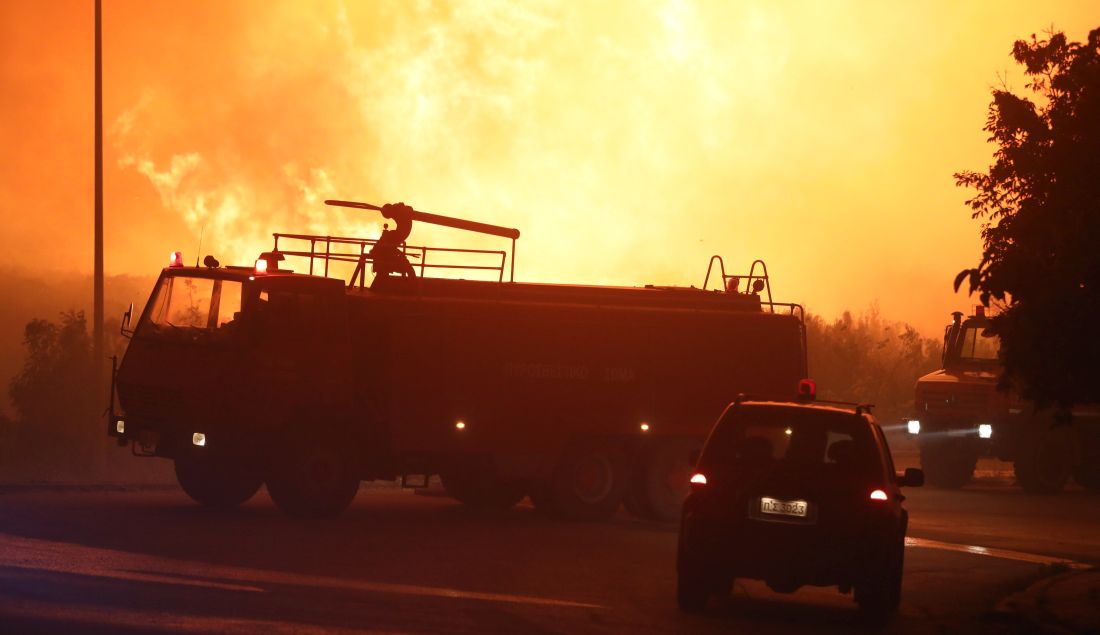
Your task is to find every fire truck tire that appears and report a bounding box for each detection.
[1015,426,1073,494]
[542,440,628,521]
[919,440,977,489]
[625,439,699,522]
[174,456,263,508]
[440,468,527,510]
[1072,465,1100,491]
[266,442,361,518]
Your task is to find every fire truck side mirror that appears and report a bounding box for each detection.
[120,302,135,339]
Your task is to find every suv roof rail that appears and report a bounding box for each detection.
[732,395,873,416]
[812,399,875,414]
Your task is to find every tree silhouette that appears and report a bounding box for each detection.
[955,28,1100,408]
[1,308,137,481]
[805,307,941,425]
[5,311,99,471]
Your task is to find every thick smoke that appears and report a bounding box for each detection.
[3,1,1098,332]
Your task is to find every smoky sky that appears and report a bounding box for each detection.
[1,1,1096,335]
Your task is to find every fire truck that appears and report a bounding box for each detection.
[909,308,1100,493]
[108,200,807,519]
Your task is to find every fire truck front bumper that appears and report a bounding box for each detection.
[107,414,223,459]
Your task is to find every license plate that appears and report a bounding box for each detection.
[760,497,808,518]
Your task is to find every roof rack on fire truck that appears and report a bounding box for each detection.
[269,200,521,288]
[703,254,803,319]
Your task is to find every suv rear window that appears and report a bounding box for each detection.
[700,405,877,474]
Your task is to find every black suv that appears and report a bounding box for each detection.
[677,398,923,617]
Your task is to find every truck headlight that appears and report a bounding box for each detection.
[907,419,921,435]
[978,424,992,439]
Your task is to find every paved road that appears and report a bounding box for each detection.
[0,481,1096,634]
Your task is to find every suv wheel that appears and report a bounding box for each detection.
[677,546,727,613]
[855,539,903,620]
[676,570,711,613]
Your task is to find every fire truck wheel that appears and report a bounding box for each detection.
[1072,465,1100,491]
[174,456,263,508]
[626,439,700,522]
[1015,426,1073,494]
[544,440,627,521]
[440,468,527,510]
[919,439,977,489]
[266,442,361,518]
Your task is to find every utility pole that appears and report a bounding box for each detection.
[93,0,104,392]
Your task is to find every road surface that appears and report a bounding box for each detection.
[0,479,1096,634]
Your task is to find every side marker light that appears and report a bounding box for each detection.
[640,422,650,432]
[115,419,125,435]
[192,433,206,447]
[907,419,921,435]
[869,489,888,501]
[978,424,992,439]
[455,420,466,430]
[689,473,707,486]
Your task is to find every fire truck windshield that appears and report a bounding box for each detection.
[139,276,243,337]
[957,326,999,363]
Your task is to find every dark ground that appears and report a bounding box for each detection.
[0,469,1096,635]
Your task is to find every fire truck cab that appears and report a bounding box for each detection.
[109,201,809,519]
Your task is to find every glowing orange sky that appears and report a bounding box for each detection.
[1,1,1096,335]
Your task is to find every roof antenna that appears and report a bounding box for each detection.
[194,223,206,267]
